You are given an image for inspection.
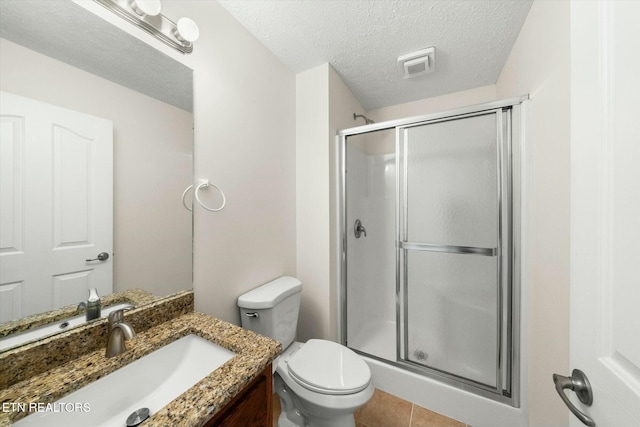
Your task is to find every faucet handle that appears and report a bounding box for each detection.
[107,309,130,332]
[108,309,124,324]
[107,307,134,322]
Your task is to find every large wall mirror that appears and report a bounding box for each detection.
[0,0,193,347]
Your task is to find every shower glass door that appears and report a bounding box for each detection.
[339,99,521,405]
[398,111,509,393]
[344,129,397,362]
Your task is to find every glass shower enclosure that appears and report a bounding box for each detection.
[337,98,525,405]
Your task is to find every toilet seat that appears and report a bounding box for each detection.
[287,339,371,395]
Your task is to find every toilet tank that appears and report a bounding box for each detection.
[237,276,302,348]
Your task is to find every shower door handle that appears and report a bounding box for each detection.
[552,369,595,427]
[354,219,367,238]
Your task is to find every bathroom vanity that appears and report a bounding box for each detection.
[205,364,273,427]
[0,291,281,426]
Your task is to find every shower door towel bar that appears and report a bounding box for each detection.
[399,241,497,256]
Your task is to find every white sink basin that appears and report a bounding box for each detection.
[14,334,235,427]
[0,303,134,352]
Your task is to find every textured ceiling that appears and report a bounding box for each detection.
[0,0,193,111]
[217,0,533,110]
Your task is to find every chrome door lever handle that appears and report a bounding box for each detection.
[86,252,110,262]
[553,369,595,427]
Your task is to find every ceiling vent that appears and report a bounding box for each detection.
[398,47,435,79]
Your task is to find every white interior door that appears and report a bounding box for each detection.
[0,91,113,321]
[567,1,640,426]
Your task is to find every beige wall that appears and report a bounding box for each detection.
[296,64,331,341]
[295,63,366,341]
[181,2,297,325]
[0,38,193,298]
[366,84,497,121]
[496,1,570,426]
[73,0,297,326]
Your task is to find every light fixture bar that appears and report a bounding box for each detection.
[93,0,196,54]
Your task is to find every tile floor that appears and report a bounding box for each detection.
[272,388,468,427]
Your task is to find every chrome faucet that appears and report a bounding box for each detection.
[105,309,136,358]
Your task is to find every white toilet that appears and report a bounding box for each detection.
[238,276,374,427]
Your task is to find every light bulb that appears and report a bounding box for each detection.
[174,17,200,43]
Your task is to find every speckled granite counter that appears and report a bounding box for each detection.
[0,311,281,426]
[1,291,194,389]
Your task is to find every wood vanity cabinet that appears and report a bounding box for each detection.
[204,363,273,427]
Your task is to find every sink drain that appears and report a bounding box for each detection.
[126,408,150,426]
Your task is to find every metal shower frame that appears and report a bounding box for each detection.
[336,96,528,407]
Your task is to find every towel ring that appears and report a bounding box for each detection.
[181,185,194,212]
[194,180,226,212]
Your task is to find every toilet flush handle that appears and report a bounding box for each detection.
[245,312,259,318]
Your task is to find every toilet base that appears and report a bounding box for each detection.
[276,397,357,427]
[277,411,299,427]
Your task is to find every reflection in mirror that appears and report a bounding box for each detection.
[0,0,193,348]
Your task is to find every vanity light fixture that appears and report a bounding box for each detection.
[93,0,199,54]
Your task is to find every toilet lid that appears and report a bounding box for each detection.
[287,339,371,395]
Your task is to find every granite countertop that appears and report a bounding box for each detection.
[0,312,282,426]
